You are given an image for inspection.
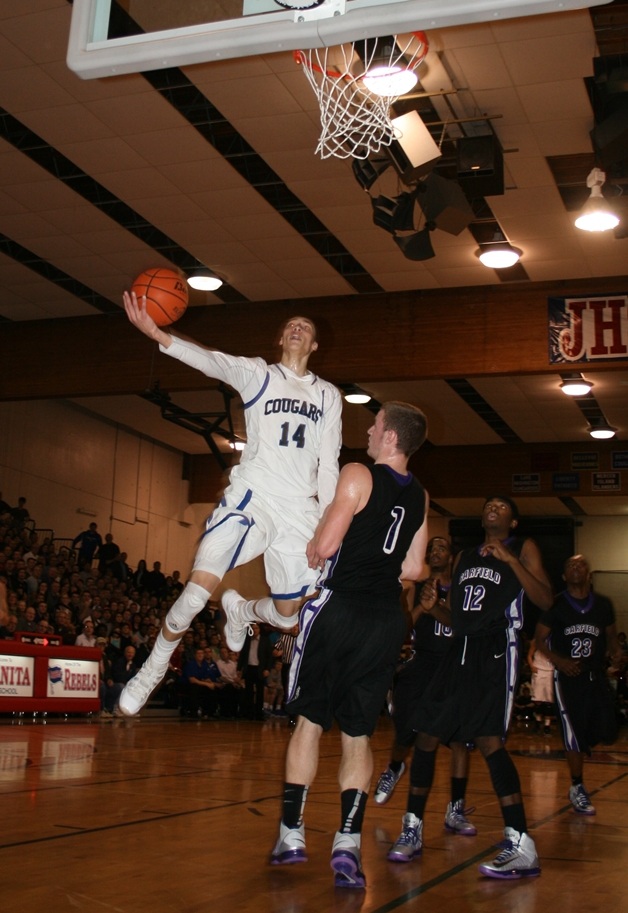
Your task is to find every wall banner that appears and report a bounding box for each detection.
[549,294,628,363]
[47,657,100,700]
[0,654,35,698]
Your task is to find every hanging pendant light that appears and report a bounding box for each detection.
[187,268,223,291]
[343,385,372,405]
[574,168,620,232]
[560,374,593,396]
[588,418,617,440]
[475,231,522,269]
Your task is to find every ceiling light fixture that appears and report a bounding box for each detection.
[475,239,523,269]
[560,374,593,396]
[574,168,620,232]
[187,268,223,291]
[343,386,372,405]
[588,418,617,440]
[358,36,419,98]
[229,438,246,451]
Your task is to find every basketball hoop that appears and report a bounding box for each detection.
[295,31,428,159]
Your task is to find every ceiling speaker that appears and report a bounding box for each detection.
[394,226,435,261]
[387,111,442,182]
[590,54,628,121]
[416,173,474,236]
[371,192,417,233]
[456,134,504,198]
[591,106,628,169]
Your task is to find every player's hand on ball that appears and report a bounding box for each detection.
[123,290,162,341]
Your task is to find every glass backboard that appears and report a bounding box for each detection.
[67,0,611,80]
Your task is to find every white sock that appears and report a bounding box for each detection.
[144,629,178,677]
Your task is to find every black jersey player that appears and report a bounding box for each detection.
[393,496,552,880]
[270,402,430,889]
[535,554,620,815]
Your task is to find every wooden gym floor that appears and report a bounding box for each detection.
[1,712,626,913]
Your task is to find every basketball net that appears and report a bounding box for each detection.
[295,32,428,159]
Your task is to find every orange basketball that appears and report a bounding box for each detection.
[131,267,188,326]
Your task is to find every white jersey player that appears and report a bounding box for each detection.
[119,294,341,716]
[165,337,339,507]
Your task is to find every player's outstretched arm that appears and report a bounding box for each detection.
[123,290,172,348]
[399,494,429,582]
[123,297,260,389]
[481,537,553,610]
[518,539,553,610]
[306,463,371,569]
[316,387,343,513]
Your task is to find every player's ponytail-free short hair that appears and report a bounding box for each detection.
[381,401,427,456]
[278,315,318,342]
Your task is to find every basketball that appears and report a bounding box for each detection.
[131,267,188,326]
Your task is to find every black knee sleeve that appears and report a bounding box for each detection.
[485,747,521,798]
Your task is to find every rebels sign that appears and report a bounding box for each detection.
[47,658,99,698]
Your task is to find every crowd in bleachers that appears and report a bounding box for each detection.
[0,496,292,720]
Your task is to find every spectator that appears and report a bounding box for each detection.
[144,561,167,598]
[0,493,12,521]
[513,681,534,724]
[180,630,197,664]
[526,641,555,735]
[168,570,184,598]
[75,617,97,648]
[0,579,9,630]
[104,645,141,715]
[182,647,223,718]
[34,601,51,629]
[25,563,44,605]
[97,533,121,577]
[16,602,37,632]
[162,640,185,709]
[132,559,148,591]
[119,621,135,652]
[207,629,222,663]
[54,607,77,646]
[111,551,131,583]
[72,522,102,570]
[136,633,157,667]
[10,497,30,531]
[264,658,285,715]
[216,646,243,718]
[238,624,274,721]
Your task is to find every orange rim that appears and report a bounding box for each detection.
[294,31,429,80]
